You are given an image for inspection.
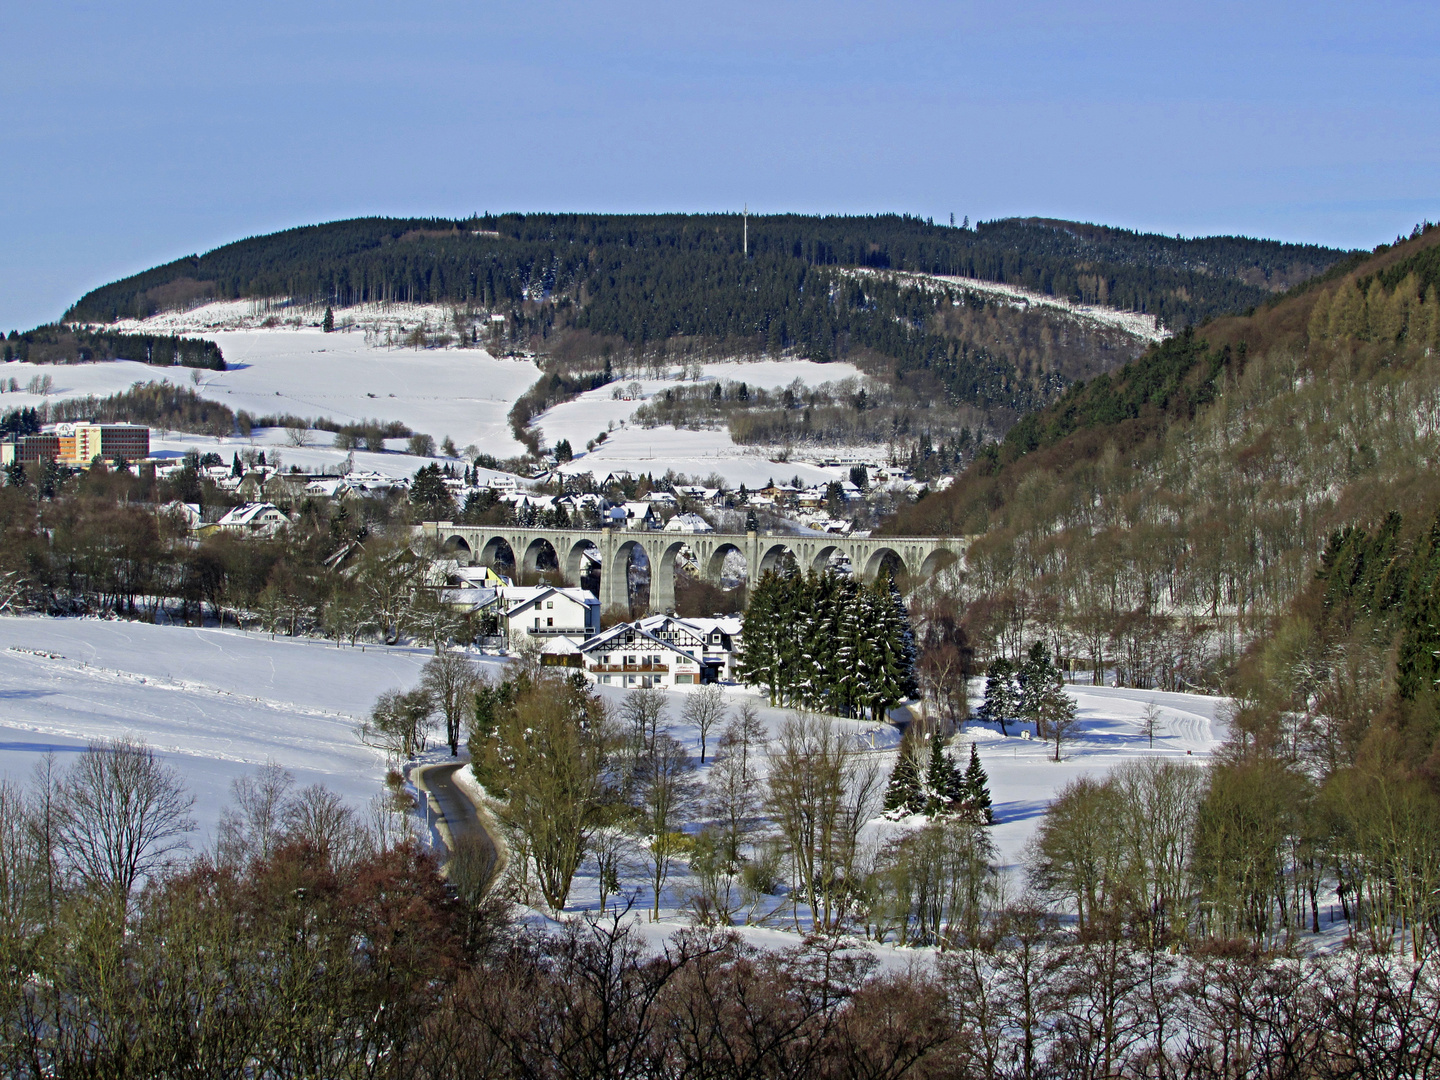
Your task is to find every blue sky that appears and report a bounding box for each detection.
[3,0,1437,330]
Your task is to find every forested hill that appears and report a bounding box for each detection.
[62,213,1349,436]
[70,213,1345,332]
[882,220,1440,686]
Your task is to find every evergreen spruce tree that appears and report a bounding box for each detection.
[976,657,1019,735]
[832,576,864,717]
[924,734,965,815]
[322,305,335,333]
[854,579,887,720]
[883,739,925,817]
[1398,510,1440,701]
[962,743,993,824]
[863,574,919,721]
[1019,641,1060,738]
[795,571,827,712]
[886,573,921,700]
[737,572,781,704]
[231,452,243,479]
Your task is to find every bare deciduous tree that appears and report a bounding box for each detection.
[0,780,37,945]
[283,784,372,866]
[681,683,728,764]
[55,737,195,909]
[621,685,669,756]
[217,761,295,866]
[766,713,881,931]
[1139,701,1162,748]
[421,653,481,756]
[635,732,696,920]
[705,702,766,872]
[362,687,435,762]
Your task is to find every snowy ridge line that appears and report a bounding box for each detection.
[104,298,467,336]
[6,647,363,724]
[848,267,1169,342]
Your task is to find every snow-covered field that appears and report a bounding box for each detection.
[545,675,1226,940]
[0,616,506,845]
[1,329,539,462]
[0,613,1227,950]
[537,360,865,486]
[8,300,887,486]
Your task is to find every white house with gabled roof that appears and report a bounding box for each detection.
[501,585,600,646]
[633,613,742,682]
[215,502,291,536]
[663,512,713,534]
[575,623,707,688]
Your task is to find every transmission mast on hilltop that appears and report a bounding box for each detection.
[743,204,748,257]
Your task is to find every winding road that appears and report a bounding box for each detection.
[416,761,499,884]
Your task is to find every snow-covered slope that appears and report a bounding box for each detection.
[12,301,883,485]
[0,614,1226,950]
[0,616,506,842]
[540,359,866,485]
[544,676,1226,928]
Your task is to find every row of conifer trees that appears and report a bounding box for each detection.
[884,734,993,823]
[736,569,918,721]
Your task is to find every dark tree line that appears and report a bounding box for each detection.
[4,325,225,369]
[67,213,1347,331]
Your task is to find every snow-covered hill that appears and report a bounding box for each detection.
[15,301,882,486]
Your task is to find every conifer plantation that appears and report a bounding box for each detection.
[737,568,918,719]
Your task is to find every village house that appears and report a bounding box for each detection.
[501,585,601,646]
[622,501,659,529]
[214,502,291,537]
[573,623,707,688]
[633,613,743,682]
[663,512,714,534]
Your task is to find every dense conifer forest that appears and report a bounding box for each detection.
[61,214,1348,425]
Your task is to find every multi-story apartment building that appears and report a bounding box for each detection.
[57,423,150,464]
[1,423,151,467]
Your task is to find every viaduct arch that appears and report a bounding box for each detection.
[423,523,964,614]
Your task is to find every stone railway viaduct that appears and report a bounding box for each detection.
[419,522,964,613]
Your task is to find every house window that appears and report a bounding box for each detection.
[533,618,540,629]
[626,656,636,665]
[546,617,553,627]
[600,675,611,684]
[546,601,553,609]
[675,673,693,684]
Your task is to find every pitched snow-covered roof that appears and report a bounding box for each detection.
[216,502,290,528]
[663,512,713,533]
[577,623,700,661]
[502,586,599,613]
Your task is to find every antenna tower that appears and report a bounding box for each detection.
[743,204,748,257]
